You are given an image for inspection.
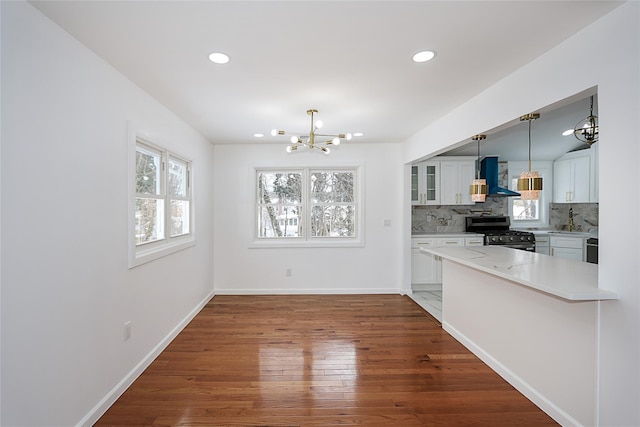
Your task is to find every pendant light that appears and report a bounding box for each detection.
[573,95,599,145]
[469,134,487,202]
[517,113,543,200]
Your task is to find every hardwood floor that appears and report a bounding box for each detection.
[96,295,558,426]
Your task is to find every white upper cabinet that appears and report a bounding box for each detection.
[439,158,476,205]
[553,148,597,203]
[411,160,440,205]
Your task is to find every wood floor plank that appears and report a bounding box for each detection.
[96,295,558,426]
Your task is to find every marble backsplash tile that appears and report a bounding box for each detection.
[550,203,599,233]
[412,201,598,233]
[412,198,508,233]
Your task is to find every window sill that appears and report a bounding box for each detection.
[129,236,195,268]
[249,237,364,249]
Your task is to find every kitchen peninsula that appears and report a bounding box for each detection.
[421,245,617,426]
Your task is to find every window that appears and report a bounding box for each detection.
[255,167,361,246]
[129,134,193,267]
[511,178,539,221]
[507,161,551,228]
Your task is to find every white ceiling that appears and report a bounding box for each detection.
[30,1,619,156]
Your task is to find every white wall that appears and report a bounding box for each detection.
[213,143,405,294]
[1,2,215,426]
[402,3,640,425]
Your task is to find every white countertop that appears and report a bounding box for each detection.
[421,246,618,301]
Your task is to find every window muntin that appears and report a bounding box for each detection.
[256,168,358,242]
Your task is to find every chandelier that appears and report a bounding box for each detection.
[469,134,487,202]
[517,113,543,200]
[573,95,599,145]
[271,109,352,154]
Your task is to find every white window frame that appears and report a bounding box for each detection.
[128,126,195,268]
[251,165,364,248]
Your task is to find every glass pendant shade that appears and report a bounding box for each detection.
[517,170,543,200]
[470,179,487,202]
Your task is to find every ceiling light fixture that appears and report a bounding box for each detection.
[208,52,230,64]
[271,109,352,155]
[573,95,599,145]
[469,135,488,202]
[412,50,436,63]
[517,113,543,201]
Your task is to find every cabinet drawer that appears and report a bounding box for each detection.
[465,237,484,246]
[411,238,437,249]
[436,237,465,246]
[550,236,584,249]
[535,236,550,244]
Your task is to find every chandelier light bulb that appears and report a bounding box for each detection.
[332,137,341,145]
[290,136,298,144]
[346,133,352,140]
[286,146,293,153]
[271,129,278,136]
[315,120,323,129]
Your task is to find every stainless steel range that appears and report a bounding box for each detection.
[465,216,536,252]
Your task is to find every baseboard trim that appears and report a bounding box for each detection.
[213,288,402,295]
[442,321,579,427]
[77,291,215,427]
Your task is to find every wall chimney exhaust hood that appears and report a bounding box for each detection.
[480,156,520,197]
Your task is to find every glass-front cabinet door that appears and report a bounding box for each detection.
[411,160,440,205]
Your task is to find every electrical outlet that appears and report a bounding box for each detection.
[286,268,292,277]
[124,321,132,341]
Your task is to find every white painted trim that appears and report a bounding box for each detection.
[213,289,402,295]
[76,291,215,427]
[443,321,580,427]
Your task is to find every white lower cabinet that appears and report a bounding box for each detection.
[411,238,440,285]
[535,235,550,255]
[550,235,585,261]
[412,235,479,287]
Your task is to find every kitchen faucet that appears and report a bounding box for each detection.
[568,207,574,232]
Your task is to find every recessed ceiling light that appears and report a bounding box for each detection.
[208,52,230,64]
[412,50,436,63]
[353,132,364,137]
[562,129,574,136]
[254,133,264,138]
